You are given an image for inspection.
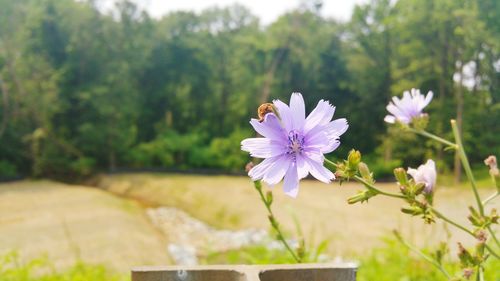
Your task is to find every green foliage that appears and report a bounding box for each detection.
[0,160,17,177]
[0,252,127,281]
[203,244,298,265]
[358,238,500,281]
[129,130,202,168]
[357,238,454,281]
[203,239,329,265]
[0,0,498,178]
[190,129,251,172]
[203,238,499,281]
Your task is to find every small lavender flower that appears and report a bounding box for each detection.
[241,93,348,197]
[407,159,437,194]
[384,88,433,124]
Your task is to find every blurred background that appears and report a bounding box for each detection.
[0,0,499,280]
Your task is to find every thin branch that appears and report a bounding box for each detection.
[408,128,457,148]
[431,207,500,259]
[451,120,484,216]
[393,230,452,279]
[482,191,498,206]
[353,175,406,199]
[253,181,301,263]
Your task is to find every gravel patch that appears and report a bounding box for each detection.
[146,207,267,265]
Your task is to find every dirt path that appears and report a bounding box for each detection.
[0,180,169,272]
[97,173,499,257]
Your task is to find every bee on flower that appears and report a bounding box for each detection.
[241,93,348,197]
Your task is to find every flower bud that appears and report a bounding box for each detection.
[484,155,499,176]
[458,243,473,266]
[414,182,426,195]
[348,190,372,204]
[245,162,255,173]
[401,205,423,216]
[358,162,373,183]
[467,214,482,227]
[266,191,273,205]
[484,155,499,190]
[475,230,487,243]
[490,208,498,224]
[347,150,361,169]
[253,180,262,191]
[394,168,408,186]
[467,206,484,227]
[412,113,429,130]
[476,240,485,257]
[268,215,278,227]
[407,160,436,194]
[462,268,474,279]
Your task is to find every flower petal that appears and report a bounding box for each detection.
[325,118,348,137]
[249,113,286,141]
[303,149,324,163]
[384,115,396,123]
[289,92,305,130]
[303,100,335,133]
[422,91,433,108]
[407,168,418,178]
[248,157,278,180]
[241,138,285,158]
[321,139,340,154]
[304,128,330,149]
[407,159,437,194]
[303,156,334,183]
[296,154,309,179]
[273,99,292,132]
[283,162,299,198]
[263,155,292,185]
[386,104,410,124]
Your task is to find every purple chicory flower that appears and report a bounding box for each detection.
[407,159,437,194]
[241,93,348,197]
[384,88,433,124]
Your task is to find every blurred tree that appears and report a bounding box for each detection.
[0,0,497,178]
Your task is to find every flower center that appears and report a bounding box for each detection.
[287,130,304,154]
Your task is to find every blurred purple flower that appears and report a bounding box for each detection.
[407,159,436,194]
[384,88,433,124]
[241,93,348,197]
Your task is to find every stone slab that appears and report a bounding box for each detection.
[132,263,357,281]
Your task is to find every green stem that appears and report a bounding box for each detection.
[323,158,406,199]
[476,266,484,281]
[431,207,500,259]
[482,191,498,205]
[324,158,337,171]
[450,120,500,253]
[408,128,457,148]
[393,231,452,279]
[485,244,500,260]
[353,175,407,199]
[253,181,301,263]
[487,226,500,248]
[325,157,500,258]
[431,208,474,236]
[451,120,484,216]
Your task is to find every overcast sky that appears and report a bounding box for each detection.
[103,0,369,24]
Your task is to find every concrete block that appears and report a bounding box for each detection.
[132,263,357,281]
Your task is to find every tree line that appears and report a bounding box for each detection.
[0,0,498,180]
